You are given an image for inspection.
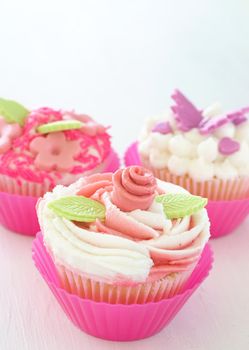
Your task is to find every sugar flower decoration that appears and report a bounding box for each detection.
[29,132,81,171]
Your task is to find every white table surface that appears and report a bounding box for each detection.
[1,0,249,349]
[1,218,249,350]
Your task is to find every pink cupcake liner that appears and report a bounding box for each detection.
[0,149,120,236]
[124,141,140,167]
[206,198,249,238]
[0,191,40,236]
[102,148,120,173]
[32,232,213,341]
[124,142,249,238]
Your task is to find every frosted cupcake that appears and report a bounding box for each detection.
[0,98,119,234]
[37,165,210,304]
[138,90,249,201]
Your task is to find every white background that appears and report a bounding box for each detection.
[1,0,249,153]
[0,0,249,349]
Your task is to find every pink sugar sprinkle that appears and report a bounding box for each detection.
[71,165,84,174]
[64,129,82,140]
[0,107,111,186]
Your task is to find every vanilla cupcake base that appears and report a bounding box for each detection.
[142,162,249,201]
[0,174,52,197]
[55,263,196,304]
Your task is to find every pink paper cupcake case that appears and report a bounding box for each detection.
[0,149,120,236]
[206,198,249,238]
[124,142,140,167]
[32,232,213,341]
[124,142,249,238]
[0,192,40,236]
[102,148,120,173]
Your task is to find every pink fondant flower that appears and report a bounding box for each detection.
[0,117,22,153]
[29,132,81,171]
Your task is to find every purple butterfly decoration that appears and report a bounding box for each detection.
[171,89,249,135]
[231,107,249,125]
[171,90,203,131]
[199,108,249,135]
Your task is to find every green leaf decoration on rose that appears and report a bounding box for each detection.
[48,196,106,222]
[0,98,29,126]
[156,193,208,219]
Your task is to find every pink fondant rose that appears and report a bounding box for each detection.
[111,166,157,212]
[0,117,22,153]
[30,132,81,171]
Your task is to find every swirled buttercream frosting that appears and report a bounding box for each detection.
[37,166,210,285]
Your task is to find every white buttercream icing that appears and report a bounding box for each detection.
[138,106,249,181]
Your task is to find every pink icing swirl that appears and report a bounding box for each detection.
[111,166,157,212]
[73,170,209,283]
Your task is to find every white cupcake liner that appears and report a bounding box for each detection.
[55,262,197,305]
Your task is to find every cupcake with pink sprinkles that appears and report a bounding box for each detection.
[0,98,119,235]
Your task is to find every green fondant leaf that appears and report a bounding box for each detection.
[37,120,83,134]
[48,195,106,222]
[156,193,208,219]
[0,98,29,126]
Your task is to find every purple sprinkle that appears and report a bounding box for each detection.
[152,121,172,134]
[218,137,240,155]
[171,89,203,131]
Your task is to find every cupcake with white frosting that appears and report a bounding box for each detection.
[138,90,249,201]
[37,166,210,304]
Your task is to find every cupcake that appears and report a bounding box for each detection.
[37,165,210,304]
[0,98,119,234]
[128,90,249,236]
[32,230,213,341]
[138,90,249,200]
